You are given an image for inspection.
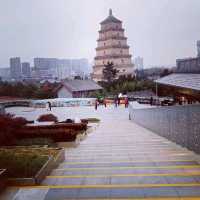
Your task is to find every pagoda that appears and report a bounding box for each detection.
[92,9,134,82]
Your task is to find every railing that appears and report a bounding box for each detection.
[129,103,200,154]
[0,100,31,108]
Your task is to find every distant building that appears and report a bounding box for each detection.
[71,58,90,78]
[197,41,200,57]
[176,57,200,73]
[56,79,102,98]
[134,57,144,70]
[136,67,166,80]
[34,58,89,80]
[34,58,57,79]
[0,68,10,80]
[22,62,31,77]
[92,9,134,82]
[10,57,21,79]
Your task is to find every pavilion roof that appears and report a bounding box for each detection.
[155,73,200,91]
[61,79,102,92]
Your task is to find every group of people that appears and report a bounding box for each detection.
[95,97,129,110]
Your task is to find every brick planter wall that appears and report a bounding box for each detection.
[129,104,200,153]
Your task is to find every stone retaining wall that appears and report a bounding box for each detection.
[129,104,200,153]
[0,100,30,108]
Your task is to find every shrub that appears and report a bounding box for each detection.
[12,117,29,127]
[0,114,28,146]
[17,123,87,142]
[37,114,58,122]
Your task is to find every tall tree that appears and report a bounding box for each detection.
[102,62,119,83]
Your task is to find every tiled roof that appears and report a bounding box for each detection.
[101,9,121,24]
[62,80,102,92]
[155,73,200,91]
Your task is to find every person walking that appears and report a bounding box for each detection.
[125,97,129,108]
[118,97,120,106]
[103,98,107,108]
[95,99,98,110]
[114,97,118,108]
[48,101,52,111]
[150,96,153,106]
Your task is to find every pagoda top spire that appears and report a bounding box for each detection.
[100,9,121,24]
[109,9,112,16]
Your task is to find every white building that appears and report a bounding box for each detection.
[56,79,102,98]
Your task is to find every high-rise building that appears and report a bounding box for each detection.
[10,57,21,79]
[33,58,89,80]
[197,41,200,57]
[92,9,134,82]
[34,58,58,79]
[134,57,144,70]
[22,62,31,77]
[176,57,200,73]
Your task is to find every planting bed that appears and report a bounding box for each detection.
[0,147,64,185]
[16,122,87,142]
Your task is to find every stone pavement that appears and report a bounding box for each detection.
[2,105,200,199]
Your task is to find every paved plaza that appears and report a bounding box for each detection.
[2,105,200,199]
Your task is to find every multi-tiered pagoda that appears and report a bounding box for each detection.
[92,9,134,82]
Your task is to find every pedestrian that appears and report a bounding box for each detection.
[48,101,52,111]
[103,98,107,107]
[150,96,153,106]
[118,97,120,106]
[95,99,98,110]
[114,97,118,108]
[125,97,129,108]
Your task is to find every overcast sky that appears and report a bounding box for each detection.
[0,0,200,68]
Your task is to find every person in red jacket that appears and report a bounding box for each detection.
[125,97,129,108]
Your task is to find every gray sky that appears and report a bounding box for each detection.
[0,0,200,68]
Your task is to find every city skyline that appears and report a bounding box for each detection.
[0,0,200,68]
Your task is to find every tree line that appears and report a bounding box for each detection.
[0,81,58,99]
